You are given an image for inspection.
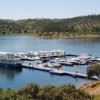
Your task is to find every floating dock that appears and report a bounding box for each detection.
[50,69,88,78]
[22,63,98,80]
[22,63,51,72]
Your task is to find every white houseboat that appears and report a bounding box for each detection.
[0,52,22,68]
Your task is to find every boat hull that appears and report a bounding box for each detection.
[0,62,22,69]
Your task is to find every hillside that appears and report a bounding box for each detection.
[80,81,100,100]
[0,15,100,38]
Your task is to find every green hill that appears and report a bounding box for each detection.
[0,15,100,38]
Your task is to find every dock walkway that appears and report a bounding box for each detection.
[22,63,98,80]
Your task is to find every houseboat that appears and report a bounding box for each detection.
[0,52,22,68]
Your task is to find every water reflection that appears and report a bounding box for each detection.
[0,67,22,80]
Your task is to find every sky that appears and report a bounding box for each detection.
[0,0,100,19]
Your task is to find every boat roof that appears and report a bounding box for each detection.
[0,51,9,54]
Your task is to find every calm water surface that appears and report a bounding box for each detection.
[0,35,100,89]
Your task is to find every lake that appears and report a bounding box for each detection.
[0,35,100,89]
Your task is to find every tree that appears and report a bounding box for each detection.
[87,64,100,79]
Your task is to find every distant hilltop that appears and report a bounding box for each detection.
[0,15,100,38]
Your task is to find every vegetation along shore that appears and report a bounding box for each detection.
[0,83,92,100]
[0,15,100,39]
[0,81,100,100]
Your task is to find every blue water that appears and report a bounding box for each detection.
[0,35,100,89]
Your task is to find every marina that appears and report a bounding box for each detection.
[0,50,100,80]
[0,35,100,89]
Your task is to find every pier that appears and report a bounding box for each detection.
[22,63,98,80]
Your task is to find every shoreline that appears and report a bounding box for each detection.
[34,35,100,39]
[0,33,100,39]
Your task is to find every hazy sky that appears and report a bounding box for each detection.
[0,0,100,19]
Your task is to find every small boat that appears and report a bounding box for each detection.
[59,61,73,66]
[38,50,65,57]
[50,69,65,75]
[95,57,100,62]
[40,56,49,63]
[48,62,61,68]
[20,56,40,61]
